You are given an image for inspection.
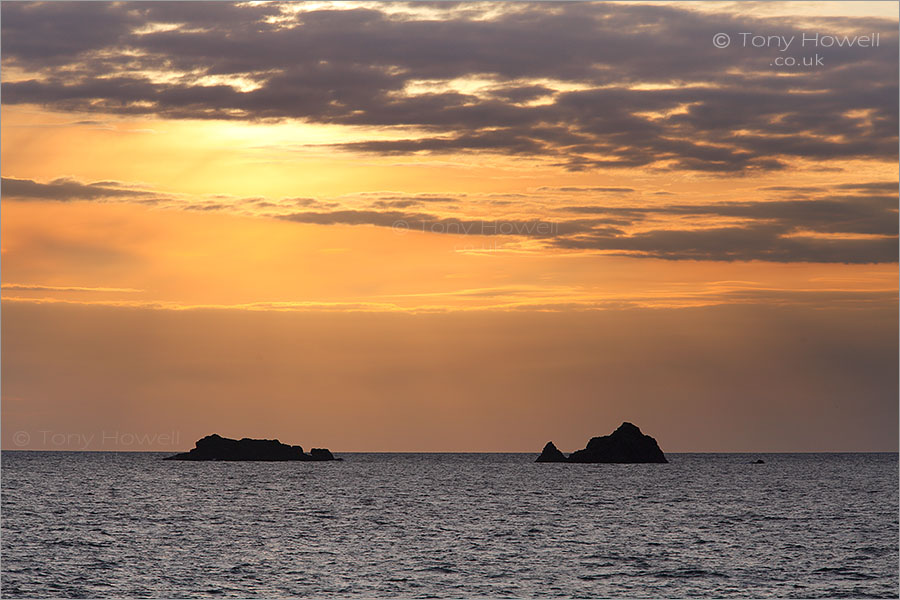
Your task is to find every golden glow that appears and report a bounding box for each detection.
[1,1,896,452]
[3,98,896,312]
[2,198,895,313]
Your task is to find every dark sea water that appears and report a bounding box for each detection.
[2,452,897,598]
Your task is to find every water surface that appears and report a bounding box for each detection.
[2,452,897,598]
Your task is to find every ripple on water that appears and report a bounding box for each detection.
[1,452,897,598]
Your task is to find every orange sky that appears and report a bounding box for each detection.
[2,1,897,452]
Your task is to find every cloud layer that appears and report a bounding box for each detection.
[2,2,897,172]
[5,176,896,263]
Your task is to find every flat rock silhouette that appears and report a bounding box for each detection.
[536,422,667,463]
[165,434,339,461]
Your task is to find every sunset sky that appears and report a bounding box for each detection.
[2,1,897,452]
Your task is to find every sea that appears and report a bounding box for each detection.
[2,452,897,598]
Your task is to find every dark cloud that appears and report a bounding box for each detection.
[332,127,549,156]
[371,196,460,209]
[1,176,158,201]
[554,183,898,262]
[554,224,898,263]
[563,193,899,236]
[758,185,825,193]
[835,181,899,192]
[487,84,554,104]
[275,182,897,263]
[277,210,615,237]
[2,2,896,172]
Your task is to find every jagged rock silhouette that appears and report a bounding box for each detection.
[536,422,667,463]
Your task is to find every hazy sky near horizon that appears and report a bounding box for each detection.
[2,1,897,452]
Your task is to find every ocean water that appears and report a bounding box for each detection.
[2,452,897,598]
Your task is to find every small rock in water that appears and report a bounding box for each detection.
[535,441,568,463]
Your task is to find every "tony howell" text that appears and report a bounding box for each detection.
[737,32,881,51]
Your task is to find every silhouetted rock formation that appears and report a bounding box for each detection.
[751,459,765,464]
[310,448,335,461]
[535,422,667,463]
[536,441,568,462]
[164,434,338,461]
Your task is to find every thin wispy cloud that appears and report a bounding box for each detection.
[2,283,143,293]
[5,175,896,263]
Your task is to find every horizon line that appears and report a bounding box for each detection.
[3,449,898,455]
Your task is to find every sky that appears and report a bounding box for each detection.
[1,1,897,452]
